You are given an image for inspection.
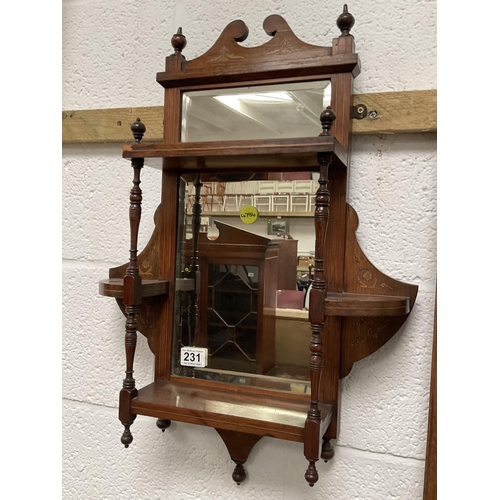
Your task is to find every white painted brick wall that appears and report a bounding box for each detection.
[62,0,436,498]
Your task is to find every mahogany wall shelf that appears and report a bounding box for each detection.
[98,5,418,488]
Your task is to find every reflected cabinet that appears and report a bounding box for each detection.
[98,5,418,486]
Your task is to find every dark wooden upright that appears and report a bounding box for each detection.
[119,119,145,447]
[99,4,418,487]
[304,107,335,485]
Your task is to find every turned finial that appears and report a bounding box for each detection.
[131,118,146,143]
[171,27,187,53]
[337,4,355,35]
[319,106,336,136]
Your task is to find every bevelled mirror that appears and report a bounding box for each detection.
[170,170,319,395]
[181,80,331,142]
[170,79,329,394]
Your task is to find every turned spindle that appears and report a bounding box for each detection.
[119,119,146,447]
[304,108,335,486]
[188,175,202,348]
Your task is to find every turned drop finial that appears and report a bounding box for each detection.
[156,419,171,432]
[319,106,336,136]
[131,117,146,143]
[232,462,246,485]
[171,27,187,53]
[337,4,355,35]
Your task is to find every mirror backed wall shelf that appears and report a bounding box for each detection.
[98,5,418,487]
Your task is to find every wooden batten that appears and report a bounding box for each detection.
[62,89,436,144]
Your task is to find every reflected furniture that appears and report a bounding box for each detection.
[182,221,298,376]
[98,5,418,487]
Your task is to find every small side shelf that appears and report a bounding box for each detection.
[130,380,332,442]
[99,278,169,298]
[325,292,410,317]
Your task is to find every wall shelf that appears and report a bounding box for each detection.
[122,135,346,171]
[97,6,418,488]
[130,380,331,442]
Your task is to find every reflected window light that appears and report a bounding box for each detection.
[323,83,331,108]
[182,81,331,142]
[214,92,293,110]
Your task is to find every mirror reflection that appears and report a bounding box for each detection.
[171,173,318,394]
[181,80,331,142]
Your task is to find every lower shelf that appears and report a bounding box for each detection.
[131,380,332,442]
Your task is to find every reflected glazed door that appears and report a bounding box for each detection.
[177,220,302,379]
[200,260,270,373]
[206,263,260,373]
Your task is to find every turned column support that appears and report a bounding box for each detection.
[119,118,167,446]
[304,106,334,486]
[188,175,202,347]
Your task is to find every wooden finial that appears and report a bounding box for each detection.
[171,27,187,53]
[319,106,336,136]
[336,4,355,35]
[131,118,146,143]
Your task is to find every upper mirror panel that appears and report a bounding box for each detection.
[181,80,331,142]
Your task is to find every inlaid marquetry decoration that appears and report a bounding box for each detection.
[339,204,418,378]
[99,203,167,354]
[209,46,245,62]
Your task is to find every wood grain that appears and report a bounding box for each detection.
[99,279,169,298]
[130,380,332,442]
[339,204,419,378]
[423,292,437,500]
[325,292,410,316]
[155,16,359,89]
[62,90,436,143]
[352,89,437,135]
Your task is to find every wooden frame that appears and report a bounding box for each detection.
[98,5,418,487]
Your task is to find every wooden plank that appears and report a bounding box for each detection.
[62,106,164,144]
[352,89,437,135]
[62,89,436,144]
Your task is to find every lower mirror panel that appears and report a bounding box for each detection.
[171,173,316,394]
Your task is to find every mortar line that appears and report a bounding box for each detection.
[335,443,425,464]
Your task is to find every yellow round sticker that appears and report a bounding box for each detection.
[239,205,259,224]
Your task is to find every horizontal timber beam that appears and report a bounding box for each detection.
[62,89,436,144]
